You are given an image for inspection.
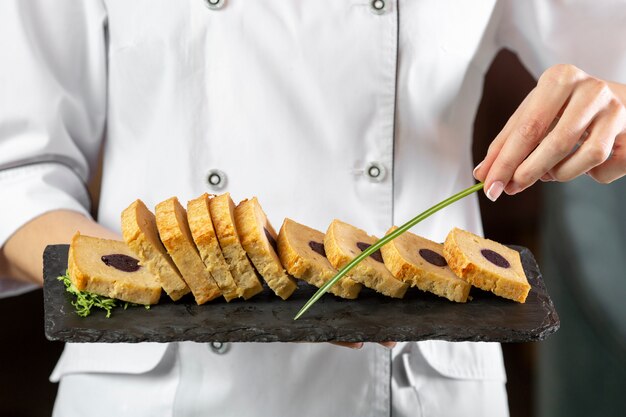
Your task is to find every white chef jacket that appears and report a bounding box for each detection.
[2,1,626,416]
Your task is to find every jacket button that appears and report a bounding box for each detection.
[205,0,225,10]
[206,169,227,190]
[370,0,386,14]
[209,341,230,354]
[366,162,386,182]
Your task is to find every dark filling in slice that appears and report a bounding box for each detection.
[356,242,384,263]
[264,227,278,253]
[308,241,327,258]
[418,248,447,267]
[480,249,511,268]
[101,254,140,272]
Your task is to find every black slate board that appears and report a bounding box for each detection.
[44,244,559,343]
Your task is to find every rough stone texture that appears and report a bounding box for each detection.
[44,244,559,343]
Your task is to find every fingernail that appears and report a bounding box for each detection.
[472,161,484,180]
[351,343,364,350]
[486,181,504,202]
[505,181,521,195]
[540,173,554,182]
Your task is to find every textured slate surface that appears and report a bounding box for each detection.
[44,244,559,343]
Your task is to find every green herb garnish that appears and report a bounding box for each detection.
[294,182,484,320]
[57,272,149,318]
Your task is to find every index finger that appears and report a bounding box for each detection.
[483,69,580,201]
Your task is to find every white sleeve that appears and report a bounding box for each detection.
[497,0,626,83]
[0,0,107,294]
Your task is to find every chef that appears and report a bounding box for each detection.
[1,1,625,416]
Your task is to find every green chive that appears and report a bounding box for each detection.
[294,182,484,320]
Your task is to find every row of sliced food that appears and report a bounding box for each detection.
[68,192,531,307]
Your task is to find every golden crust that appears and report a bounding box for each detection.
[121,199,189,301]
[155,197,222,305]
[188,194,239,301]
[443,228,530,303]
[380,227,470,302]
[277,218,361,299]
[324,219,408,298]
[235,198,297,300]
[67,234,86,290]
[209,193,263,300]
[68,232,161,305]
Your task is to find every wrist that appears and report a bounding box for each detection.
[0,210,119,284]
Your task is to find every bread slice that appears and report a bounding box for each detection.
[277,218,361,299]
[68,233,161,305]
[234,198,297,300]
[381,227,470,302]
[209,193,264,299]
[443,227,530,303]
[121,199,190,301]
[188,193,239,301]
[324,219,408,298]
[155,197,222,305]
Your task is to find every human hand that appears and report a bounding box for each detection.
[331,341,396,350]
[473,64,626,201]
